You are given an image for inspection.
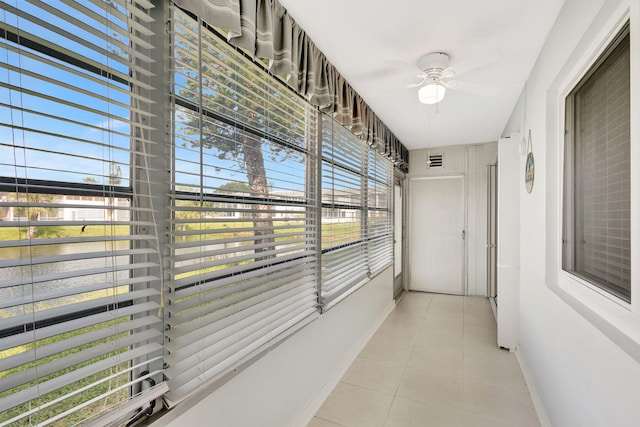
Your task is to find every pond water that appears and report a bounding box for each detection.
[0,241,130,319]
[0,238,253,319]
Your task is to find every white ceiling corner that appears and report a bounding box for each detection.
[278,0,566,150]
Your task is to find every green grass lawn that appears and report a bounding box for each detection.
[0,220,360,241]
[0,225,130,241]
[0,318,130,426]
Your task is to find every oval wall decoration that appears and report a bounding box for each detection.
[525,129,534,193]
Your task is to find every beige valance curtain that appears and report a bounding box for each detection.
[173,0,409,170]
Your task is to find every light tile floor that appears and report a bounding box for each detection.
[308,291,540,427]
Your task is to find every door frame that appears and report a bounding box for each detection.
[408,174,467,295]
[393,170,407,299]
[487,161,498,300]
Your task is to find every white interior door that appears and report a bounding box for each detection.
[409,177,465,294]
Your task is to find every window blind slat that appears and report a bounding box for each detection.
[168,272,314,325]
[0,302,160,353]
[0,235,155,250]
[168,257,312,300]
[169,237,312,264]
[0,276,156,310]
[167,281,316,354]
[0,261,158,289]
[0,315,160,373]
[169,253,315,289]
[1,288,159,333]
[0,20,154,85]
[165,293,317,390]
[169,244,314,276]
[0,247,155,268]
[0,328,161,394]
[167,305,317,404]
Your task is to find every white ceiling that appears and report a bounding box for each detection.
[278,0,566,150]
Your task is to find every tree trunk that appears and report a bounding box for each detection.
[243,137,275,260]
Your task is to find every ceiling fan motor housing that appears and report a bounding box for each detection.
[417,52,450,74]
[415,52,451,104]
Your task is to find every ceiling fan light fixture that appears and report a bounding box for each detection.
[418,82,446,104]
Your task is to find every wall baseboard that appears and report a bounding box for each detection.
[515,348,553,427]
[289,300,396,427]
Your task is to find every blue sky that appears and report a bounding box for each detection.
[1,1,133,186]
[0,2,347,199]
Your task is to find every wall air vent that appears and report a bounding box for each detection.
[427,152,444,168]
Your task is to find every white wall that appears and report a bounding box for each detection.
[502,0,640,425]
[153,268,395,427]
[409,143,498,296]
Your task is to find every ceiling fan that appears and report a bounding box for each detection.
[408,51,499,104]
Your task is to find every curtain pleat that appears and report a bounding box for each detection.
[255,0,274,57]
[307,44,332,108]
[174,0,409,171]
[270,3,291,76]
[333,76,351,123]
[228,0,256,53]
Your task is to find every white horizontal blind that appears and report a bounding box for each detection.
[0,1,163,426]
[166,6,318,404]
[320,116,368,302]
[367,150,393,275]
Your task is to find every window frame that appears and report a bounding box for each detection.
[562,24,631,303]
[545,1,640,363]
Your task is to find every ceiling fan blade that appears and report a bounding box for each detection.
[406,81,425,88]
[448,79,499,96]
[440,79,457,89]
[445,50,500,77]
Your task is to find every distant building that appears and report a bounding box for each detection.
[61,195,129,221]
[0,194,13,221]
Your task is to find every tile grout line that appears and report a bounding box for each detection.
[387,294,429,427]
[386,294,431,427]
[312,415,346,427]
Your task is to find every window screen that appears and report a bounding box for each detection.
[563,27,630,302]
[166,7,319,404]
[0,1,165,425]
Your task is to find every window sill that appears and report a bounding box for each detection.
[550,272,640,363]
[321,262,393,313]
[322,277,371,312]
